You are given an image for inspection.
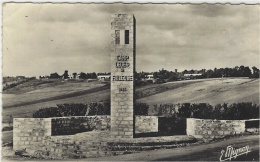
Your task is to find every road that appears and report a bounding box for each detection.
[86,135,259,161]
[3,135,259,161]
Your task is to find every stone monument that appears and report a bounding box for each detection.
[111,14,136,138]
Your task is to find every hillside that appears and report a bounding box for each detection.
[2,78,259,123]
[138,78,259,107]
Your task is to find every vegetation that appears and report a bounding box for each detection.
[153,102,259,120]
[33,101,258,120]
[250,66,260,78]
[49,72,61,79]
[33,101,149,118]
[3,77,36,91]
[134,102,149,115]
[63,70,69,79]
[134,66,259,87]
[79,72,97,79]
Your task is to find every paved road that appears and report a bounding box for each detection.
[86,135,259,161]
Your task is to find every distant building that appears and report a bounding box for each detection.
[145,74,154,80]
[97,74,110,81]
[184,73,202,77]
[141,73,155,83]
[183,73,202,79]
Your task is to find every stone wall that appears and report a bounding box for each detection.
[135,116,158,133]
[158,117,186,135]
[13,116,256,159]
[187,118,245,139]
[13,116,158,151]
[13,118,51,152]
[51,116,157,135]
[51,116,110,135]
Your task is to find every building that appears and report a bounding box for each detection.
[97,74,111,81]
[145,74,154,80]
[183,73,202,77]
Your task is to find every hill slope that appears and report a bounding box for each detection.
[2,78,259,123]
[138,78,259,107]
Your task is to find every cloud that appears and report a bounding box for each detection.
[2,3,259,77]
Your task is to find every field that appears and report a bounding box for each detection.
[2,78,259,124]
[138,78,259,107]
[1,78,259,145]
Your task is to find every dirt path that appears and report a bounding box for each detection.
[2,135,259,161]
[85,135,259,161]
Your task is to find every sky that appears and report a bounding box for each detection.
[2,3,259,77]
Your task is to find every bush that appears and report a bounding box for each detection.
[153,102,259,120]
[178,103,191,118]
[33,103,108,118]
[33,101,149,118]
[33,107,62,118]
[88,102,110,115]
[134,102,149,115]
[33,101,258,120]
[153,103,177,117]
[190,103,213,119]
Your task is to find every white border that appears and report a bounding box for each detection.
[1,0,260,4]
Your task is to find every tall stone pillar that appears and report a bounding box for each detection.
[111,14,136,138]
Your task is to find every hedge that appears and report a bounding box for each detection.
[33,101,148,118]
[152,102,259,120]
[33,102,258,120]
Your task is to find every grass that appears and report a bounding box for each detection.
[138,78,259,107]
[2,78,259,124]
[3,80,108,108]
[1,78,259,146]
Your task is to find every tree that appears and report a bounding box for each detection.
[79,72,87,79]
[49,72,60,79]
[243,66,251,77]
[205,69,214,78]
[251,66,259,78]
[72,72,77,79]
[91,72,97,79]
[63,70,69,79]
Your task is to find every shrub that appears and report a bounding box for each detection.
[134,102,149,115]
[153,102,259,120]
[177,103,191,118]
[153,103,177,117]
[33,107,62,118]
[33,103,107,118]
[56,103,88,116]
[88,102,110,115]
[33,101,148,118]
[190,103,213,119]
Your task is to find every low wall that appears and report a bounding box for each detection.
[13,116,158,151]
[51,116,110,135]
[13,116,257,159]
[187,118,245,139]
[135,116,158,133]
[13,118,51,152]
[158,117,186,135]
